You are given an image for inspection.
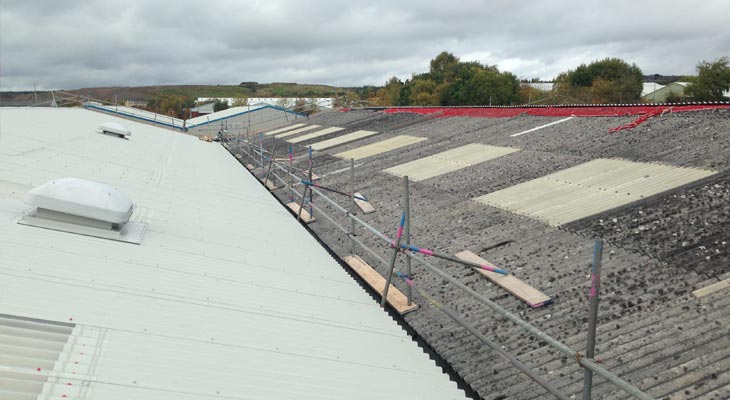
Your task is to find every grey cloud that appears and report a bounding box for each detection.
[1,0,729,90]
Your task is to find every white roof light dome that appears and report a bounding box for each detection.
[99,122,131,138]
[25,177,134,225]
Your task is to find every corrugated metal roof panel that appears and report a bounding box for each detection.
[333,135,427,160]
[474,158,717,226]
[385,143,519,181]
[0,315,73,399]
[309,130,378,151]
[0,108,464,400]
[288,126,345,143]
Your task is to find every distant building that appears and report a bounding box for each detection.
[521,82,554,92]
[85,102,307,136]
[123,99,147,107]
[641,82,691,102]
[197,97,335,109]
[190,101,215,117]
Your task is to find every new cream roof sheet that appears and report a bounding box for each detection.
[334,135,427,160]
[272,124,321,138]
[263,123,306,135]
[474,158,717,226]
[309,130,378,151]
[385,143,519,181]
[287,126,345,143]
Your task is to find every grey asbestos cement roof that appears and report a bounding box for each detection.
[251,107,730,400]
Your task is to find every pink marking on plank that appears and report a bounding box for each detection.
[396,226,404,239]
[420,248,434,256]
[589,273,599,298]
[481,264,493,271]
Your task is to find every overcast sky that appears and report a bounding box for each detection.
[1,0,729,90]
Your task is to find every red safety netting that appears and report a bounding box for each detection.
[607,111,662,133]
[382,104,730,118]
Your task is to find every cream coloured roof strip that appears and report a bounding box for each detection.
[474,159,717,226]
[309,130,378,151]
[384,144,519,181]
[334,136,427,160]
[274,124,321,138]
[263,123,306,136]
[288,127,345,143]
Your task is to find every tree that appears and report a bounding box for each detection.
[685,57,730,101]
[518,85,551,105]
[305,98,321,115]
[294,98,309,114]
[372,77,404,106]
[151,95,195,118]
[231,97,248,107]
[429,51,460,83]
[553,58,643,103]
[408,78,440,106]
[275,98,293,109]
[441,62,518,106]
[373,51,520,106]
[664,89,683,103]
[213,99,229,112]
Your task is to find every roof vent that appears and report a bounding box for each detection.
[98,122,131,138]
[19,178,146,244]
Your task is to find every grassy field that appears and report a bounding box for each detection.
[0,82,366,106]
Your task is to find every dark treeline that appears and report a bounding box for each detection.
[370,51,730,106]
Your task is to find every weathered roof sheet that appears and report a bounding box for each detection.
[0,107,464,400]
[262,108,730,399]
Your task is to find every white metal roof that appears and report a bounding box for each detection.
[641,82,665,97]
[85,103,292,131]
[185,103,268,126]
[0,108,464,400]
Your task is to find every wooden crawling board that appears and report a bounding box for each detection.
[353,192,375,214]
[693,278,730,298]
[455,251,552,308]
[343,255,417,314]
[286,202,316,223]
[262,177,281,191]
